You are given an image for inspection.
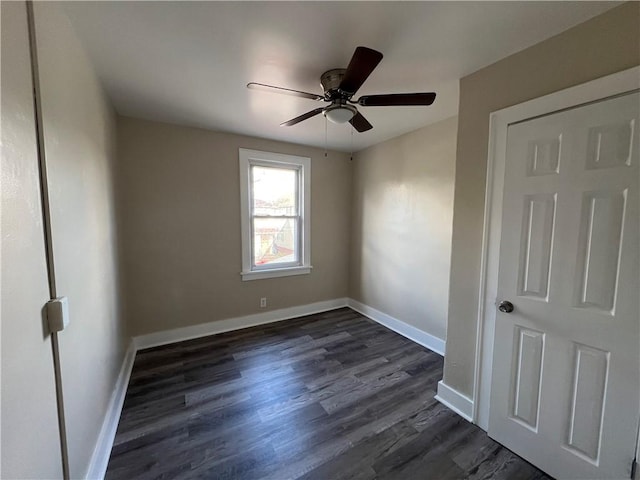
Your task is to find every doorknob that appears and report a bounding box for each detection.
[498,300,514,313]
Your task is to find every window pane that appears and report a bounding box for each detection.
[252,166,297,216]
[253,217,298,267]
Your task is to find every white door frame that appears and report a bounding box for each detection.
[473,65,640,431]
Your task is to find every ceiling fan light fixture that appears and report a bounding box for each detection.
[323,104,357,124]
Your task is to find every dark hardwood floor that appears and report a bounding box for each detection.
[106,307,551,480]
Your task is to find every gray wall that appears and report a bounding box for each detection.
[445,1,640,397]
[34,4,128,477]
[1,2,128,478]
[117,117,352,336]
[350,117,457,341]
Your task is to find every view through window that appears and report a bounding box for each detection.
[251,165,299,267]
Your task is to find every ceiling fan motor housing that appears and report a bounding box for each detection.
[321,69,347,97]
[321,68,357,123]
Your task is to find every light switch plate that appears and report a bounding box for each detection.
[46,296,69,332]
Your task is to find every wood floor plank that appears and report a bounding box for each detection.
[296,420,421,480]
[106,308,552,480]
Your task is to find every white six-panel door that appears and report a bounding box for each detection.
[489,91,639,479]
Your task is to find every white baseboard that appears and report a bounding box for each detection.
[86,341,136,480]
[435,380,474,423]
[133,298,349,350]
[347,299,446,356]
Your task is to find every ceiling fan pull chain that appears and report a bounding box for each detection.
[324,117,328,158]
[350,126,354,161]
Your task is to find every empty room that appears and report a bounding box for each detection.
[2,1,639,479]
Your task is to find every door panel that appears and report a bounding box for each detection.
[510,326,545,430]
[518,194,556,299]
[574,190,625,312]
[489,91,639,479]
[566,343,608,462]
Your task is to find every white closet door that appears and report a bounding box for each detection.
[489,91,639,479]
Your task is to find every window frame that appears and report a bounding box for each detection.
[239,148,311,281]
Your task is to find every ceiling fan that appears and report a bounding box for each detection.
[247,46,436,133]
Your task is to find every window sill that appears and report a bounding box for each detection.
[241,265,312,281]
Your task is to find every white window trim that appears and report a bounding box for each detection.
[239,148,311,281]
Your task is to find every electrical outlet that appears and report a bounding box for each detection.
[260,297,267,308]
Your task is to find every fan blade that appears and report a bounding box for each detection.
[349,111,373,132]
[339,46,383,95]
[281,108,325,127]
[357,92,436,106]
[247,82,324,101]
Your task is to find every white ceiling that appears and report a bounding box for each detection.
[62,1,618,152]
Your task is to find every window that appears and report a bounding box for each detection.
[239,149,311,280]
